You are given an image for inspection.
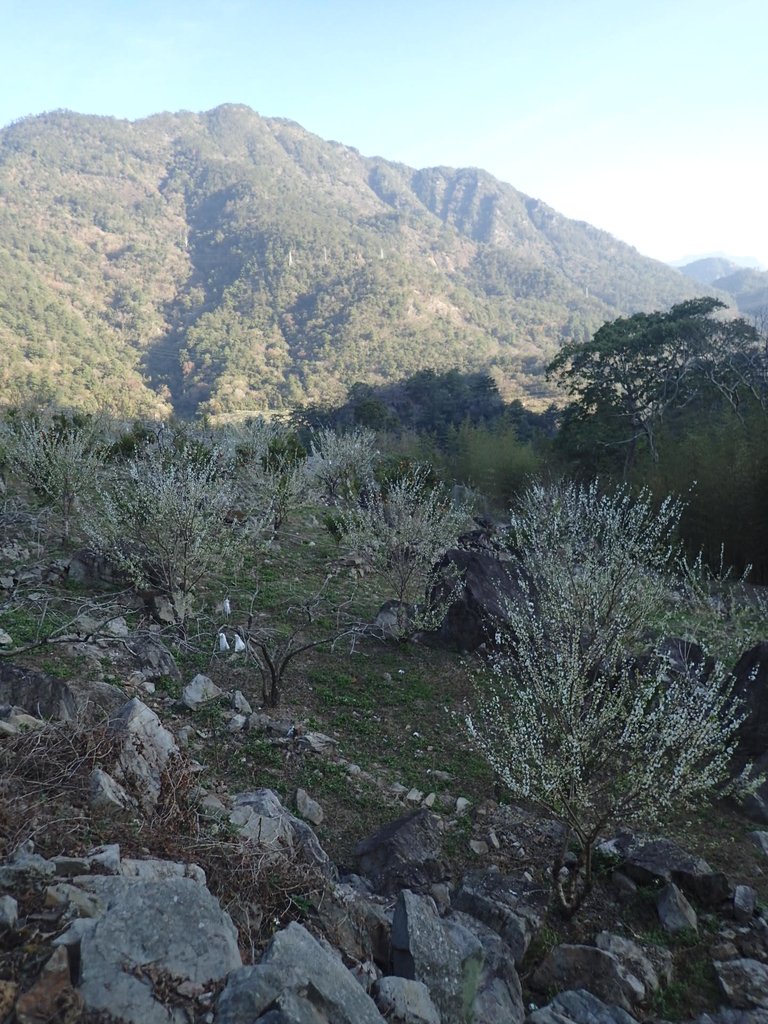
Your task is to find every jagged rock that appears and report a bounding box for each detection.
[86,844,121,875]
[355,810,446,895]
[750,832,768,856]
[452,869,547,964]
[0,663,124,721]
[119,857,206,884]
[15,946,82,1024]
[431,548,527,653]
[602,835,731,906]
[229,789,334,874]
[732,643,768,760]
[78,877,241,1024]
[692,1010,768,1024]
[595,932,660,996]
[89,767,137,815]
[129,637,181,682]
[108,698,179,811]
[295,788,324,825]
[313,881,391,966]
[532,945,646,1013]
[447,910,525,1024]
[232,689,252,714]
[391,889,483,1024]
[373,976,441,1024]
[0,894,18,928]
[67,547,124,584]
[526,989,639,1023]
[0,842,56,887]
[217,922,384,1024]
[298,730,338,755]
[657,882,698,934]
[181,673,221,709]
[715,958,768,1009]
[734,886,758,923]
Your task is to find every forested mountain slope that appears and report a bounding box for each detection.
[0,104,710,417]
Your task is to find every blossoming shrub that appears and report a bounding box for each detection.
[466,480,747,914]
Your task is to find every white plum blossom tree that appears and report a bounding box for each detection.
[466,480,749,915]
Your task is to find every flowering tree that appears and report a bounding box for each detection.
[6,415,107,544]
[306,426,378,505]
[88,444,239,626]
[341,466,471,637]
[466,480,747,915]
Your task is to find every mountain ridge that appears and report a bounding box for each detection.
[0,104,714,418]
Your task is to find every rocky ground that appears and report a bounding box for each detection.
[2,505,768,1022]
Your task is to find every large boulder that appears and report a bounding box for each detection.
[601,835,731,906]
[77,877,241,1024]
[354,810,446,895]
[715,959,768,1010]
[391,889,483,1024]
[229,789,334,875]
[0,663,125,722]
[452,869,547,964]
[531,945,646,1014]
[447,910,525,1024]
[216,921,384,1024]
[108,698,179,811]
[430,549,528,653]
[731,643,768,761]
[527,989,639,1024]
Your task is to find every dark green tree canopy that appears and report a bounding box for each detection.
[547,298,763,469]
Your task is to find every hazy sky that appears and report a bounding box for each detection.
[2,0,766,266]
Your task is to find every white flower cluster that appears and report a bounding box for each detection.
[466,480,748,885]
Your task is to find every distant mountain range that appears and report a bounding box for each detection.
[0,105,715,418]
[678,258,768,316]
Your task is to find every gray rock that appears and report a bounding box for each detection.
[313,881,391,966]
[373,976,441,1024]
[295,788,324,826]
[604,835,731,906]
[130,638,181,683]
[532,945,646,1013]
[715,958,768,1009]
[0,894,18,928]
[78,877,241,1024]
[750,831,768,856]
[431,548,528,653]
[217,922,384,1024]
[89,767,137,815]
[0,842,55,888]
[109,698,179,811]
[232,689,253,714]
[526,988,639,1023]
[392,889,482,1024]
[297,730,338,755]
[119,858,206,884]
[230,789,334,875]
[85,844,121,875]
[734,886,757,923]
[657,882,698,935]
[453,869,547,964]
[595,932,660,996]
[182,673,221,709]
[0,662,124,721]
[355,809,446,895]
[447,910,525,1024]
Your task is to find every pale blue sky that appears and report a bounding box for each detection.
[2,0,767,265]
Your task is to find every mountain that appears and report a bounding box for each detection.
[677,257,743,286]
[709,269,768,317]
[0,105,712,418]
